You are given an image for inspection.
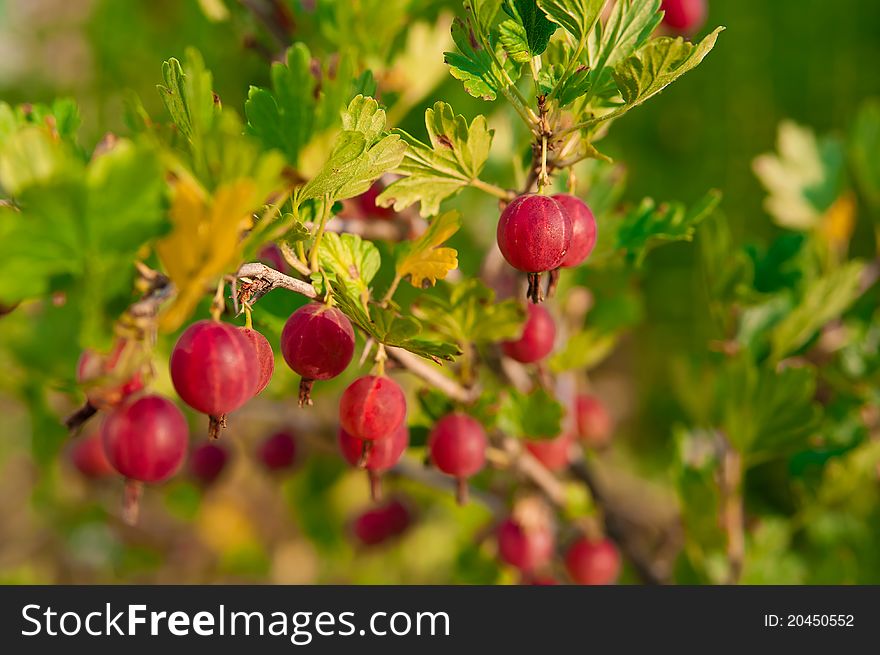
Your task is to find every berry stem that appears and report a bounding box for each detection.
[546,268,561,298]
[208,414,227,439]
[455,477,469,506]
[527,272,544,304]
[298,378,315,407]
[357,439,374,469]
[244,304,253,329]
[122,479,143,526]
[368,470,383,502]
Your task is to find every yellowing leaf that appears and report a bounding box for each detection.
[819,192,856,253]
[157,175,262,331]
[396,210,460,288]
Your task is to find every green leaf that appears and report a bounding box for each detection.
[498,20,532,63]
[396,210,461,288]
[245,44,316,165]
[614,190,721,265]
[445,15,516,101]
[301,96,406,202]
[719,357,820,461]
[314,232,381,310]
[413,279,525,345]
[849,99,880,210]
[329,284,460,362]
[0,126,70,196]
[611,28,723,119]
[753,120,846,230]
[537,0,605,42]
[503,0,557,57]
[157,48,216,144]
[497,387,565,439]
[0,136,165,340]
[377,102,493,215]
[549,328,618,373]
[770,261,865,361]
[466,0,503,34]
[587,0,662,77]
[555,66,594,107]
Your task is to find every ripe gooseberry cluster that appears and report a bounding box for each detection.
[496,193,597,303]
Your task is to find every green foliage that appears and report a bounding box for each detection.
[718,357,821,462]
[413,279,525,346]
[538,0,605,43]
[378,102,493,215]
[497,387,565,439]
[314,232,381,310]
[502,0,557,57]
[770,261,865,361]
[301,95,406,202]
[4,0,878,587]
[445,14,519,102]
[611,29,724,119]
[0,118,164,341]
[549,328,618,373]
[608,190,721,265]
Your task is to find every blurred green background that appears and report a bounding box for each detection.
[0,0,878,584]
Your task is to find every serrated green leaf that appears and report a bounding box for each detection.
[466,0,503,34]
[610,28,722,118]
[503,0,557,57]
[537,0,604,42]
[588,0,662,72]
[377,102,493,215]
[328,283,460,362]
[549,328,618,373]
[396,210,461,287]
[498,20,532,63]
[770,261,865,361]
[445,15,513,101]
[301,96,406,202]
[245,44,315,165]
[497,387,565,439]
[719,358,820,462]
[614,190,721,265]
[413,279,525,346]
[314,232,381,309]
[158,48,216,144]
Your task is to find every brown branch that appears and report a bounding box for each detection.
[236,262,318,305]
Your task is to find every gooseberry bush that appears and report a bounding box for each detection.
[1,0,879,586]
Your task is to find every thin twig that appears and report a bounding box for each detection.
[236,262,318,304]
[387,347,478,403]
